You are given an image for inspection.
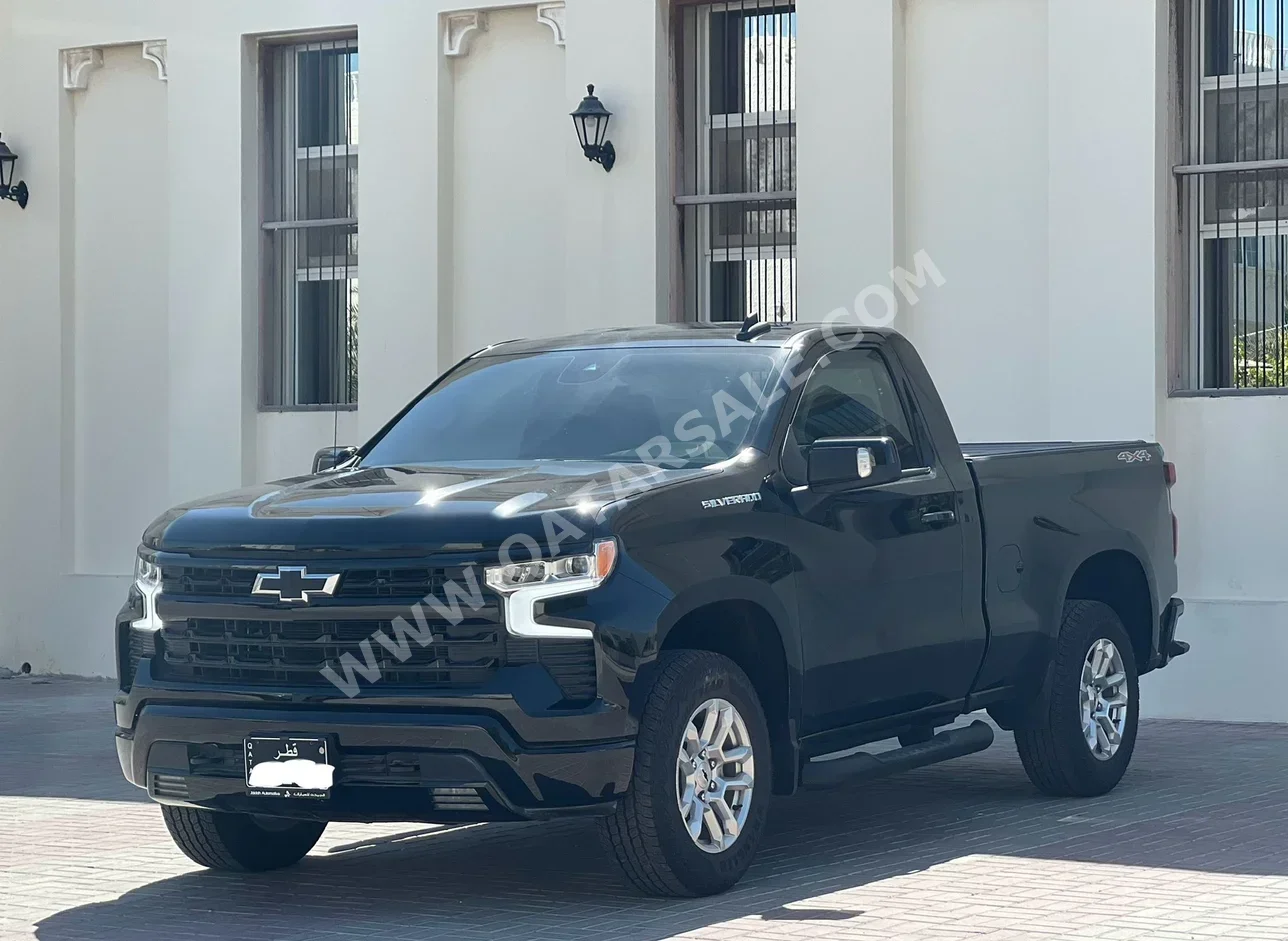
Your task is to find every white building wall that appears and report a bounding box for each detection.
[796,0,904,333]
[0,0,1284,722]
[901,0,1051,441]
[1153,396,1288,721]
[70,44,170,576]
[0,0,669,676]
[449,7,567,360]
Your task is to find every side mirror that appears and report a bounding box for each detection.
[312,446,357,474]
[807,436,901,489]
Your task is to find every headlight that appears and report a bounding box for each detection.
[135,554,162,590]
[484,539,617,639]
[132,551,163,631]
[485,540,616,593]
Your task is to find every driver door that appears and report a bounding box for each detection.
[780,346,982,736]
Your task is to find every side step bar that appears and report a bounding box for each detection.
[800,719,994,790]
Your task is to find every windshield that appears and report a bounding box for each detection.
[362,346,783,468]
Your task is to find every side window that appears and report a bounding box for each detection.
[782,348,925,482]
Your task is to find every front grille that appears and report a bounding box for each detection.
[153,560,598,701]
[158,615,504,688]
[162,565,456,600]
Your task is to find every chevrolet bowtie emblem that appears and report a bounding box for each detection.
[252,567,341,603]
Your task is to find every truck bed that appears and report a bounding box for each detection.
[958,438,1175,696]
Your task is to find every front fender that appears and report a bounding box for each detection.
[655,574,797,651]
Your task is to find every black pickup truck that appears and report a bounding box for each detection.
[115,322,1187,896]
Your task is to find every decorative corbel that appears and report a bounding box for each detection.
[62,47,103,91]
[141,41,168,81]
[444,11,488,57]
[536,2,567,47]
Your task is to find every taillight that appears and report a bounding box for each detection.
[1164,462,1177,486]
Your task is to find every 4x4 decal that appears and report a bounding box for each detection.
[1117,449,1151,463]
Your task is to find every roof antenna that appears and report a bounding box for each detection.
[735,314,772,342]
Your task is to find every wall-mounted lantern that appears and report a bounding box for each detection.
[571,85,615,173]
[0,135,29,209]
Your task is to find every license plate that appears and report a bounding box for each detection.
[245,736,333,799]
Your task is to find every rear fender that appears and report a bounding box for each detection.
[990,537,1156,730]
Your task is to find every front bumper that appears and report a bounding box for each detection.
[116,690,634,822]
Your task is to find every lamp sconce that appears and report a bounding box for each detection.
[0,135,29,209]
[571,85,615,173]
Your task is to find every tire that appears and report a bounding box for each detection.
[601,650,772,897]
[161,806,327,872]
[1014,600,1140,797]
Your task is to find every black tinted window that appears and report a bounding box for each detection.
[362,347,780,468]
[783,348,923,480]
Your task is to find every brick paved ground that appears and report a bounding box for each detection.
[2,677,1287,941]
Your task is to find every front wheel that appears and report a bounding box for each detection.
[161,806,326,872]
[1014,600,1140,797]
[601,650,771,897]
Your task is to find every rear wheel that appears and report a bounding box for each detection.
[1014,600,1140,797]
[161,806,326,872]
[601,650,771,897]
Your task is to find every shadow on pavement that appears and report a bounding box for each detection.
[32,719,1288,941]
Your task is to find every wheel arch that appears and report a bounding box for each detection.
[1061,548,1155,672]
[993,541,1157,732]
[656,582,800,795]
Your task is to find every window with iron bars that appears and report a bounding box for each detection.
[677,1,796,324]
[1179,0,1288,390]
[260,37,359,409]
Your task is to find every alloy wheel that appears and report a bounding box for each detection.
[675,698,755,854]
[1080,638,1129,760]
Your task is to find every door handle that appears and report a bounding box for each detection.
[920,510,956,527]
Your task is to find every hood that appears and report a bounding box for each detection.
[145,461,712,556]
